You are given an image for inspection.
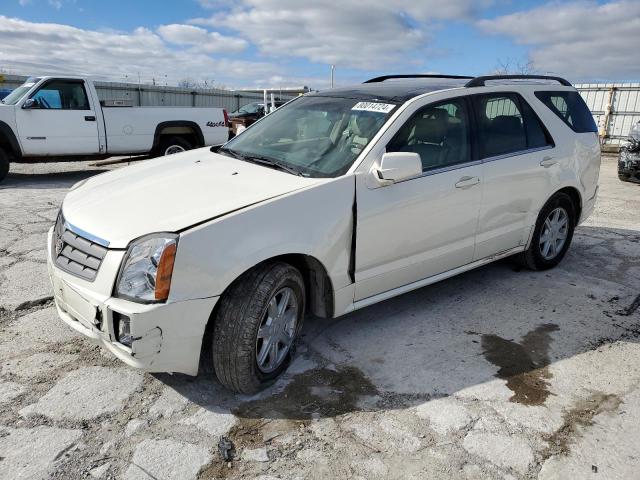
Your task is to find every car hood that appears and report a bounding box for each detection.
[62,148,320,248]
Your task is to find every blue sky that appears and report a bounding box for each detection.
[1,1,638,88]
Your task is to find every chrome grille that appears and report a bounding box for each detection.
[53,213,108,281]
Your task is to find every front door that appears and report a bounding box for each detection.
[16,79,100,156]
[354,97,482,301]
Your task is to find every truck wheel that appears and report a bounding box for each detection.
[518,192,576,271]
[157,136,192,156]
[212,262,306,394]
[0,148,9,183]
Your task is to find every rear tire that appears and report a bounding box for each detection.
[155,136,193,157]
[212,262,306,394]
[519,192,576,271]
[0,147,9,183]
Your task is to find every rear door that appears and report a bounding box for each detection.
[16,79,100,155]
[472,92,555,259]
[355,96,482,301]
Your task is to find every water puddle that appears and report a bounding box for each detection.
[234,366,378,420]
[480,323,560,405]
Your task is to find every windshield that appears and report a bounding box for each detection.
[1,77,41,105]
[222,96,397,177]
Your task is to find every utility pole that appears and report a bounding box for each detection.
[330,65,335,88]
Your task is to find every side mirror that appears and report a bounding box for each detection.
[22,98,36,109]
[377,152,422,184]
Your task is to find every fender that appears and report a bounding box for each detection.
[0,120,22,158]
[152,121,204,150]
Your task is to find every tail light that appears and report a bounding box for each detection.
[223,109,229,128]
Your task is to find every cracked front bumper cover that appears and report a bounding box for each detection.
[47,229,218,375]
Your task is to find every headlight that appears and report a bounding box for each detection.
[116,234,178,302]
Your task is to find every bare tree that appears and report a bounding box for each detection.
[493,57,537,75]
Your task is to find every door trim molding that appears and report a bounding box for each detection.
[351,245,524,312]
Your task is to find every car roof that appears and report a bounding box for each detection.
[309,74,574,104]
[310,78,469,103]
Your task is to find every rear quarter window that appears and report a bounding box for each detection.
[534,91,597,133]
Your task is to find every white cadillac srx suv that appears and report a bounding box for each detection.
[48,74,600,393]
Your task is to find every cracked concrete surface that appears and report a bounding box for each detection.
[0,157,639,479]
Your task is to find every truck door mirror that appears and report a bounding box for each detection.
[377,152,422,184]
[22,98,36,109]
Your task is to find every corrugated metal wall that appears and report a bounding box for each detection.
[0,74,297,111]
[2,74,638,145]
[574,83,640,145]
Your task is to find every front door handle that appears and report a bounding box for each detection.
[455,176,480,189]
[84,115,96,122]
[540,156,557,168]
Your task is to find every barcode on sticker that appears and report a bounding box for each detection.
[352,102,395,114]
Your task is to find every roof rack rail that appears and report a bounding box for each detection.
[364,74,474,83]
[465,75,572,88]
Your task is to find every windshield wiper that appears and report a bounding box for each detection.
[244,154,304,176]
[218,146,246,160]
[218,147,304,176]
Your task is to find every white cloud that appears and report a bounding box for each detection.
[157,23,247,53]
[190,0,492,69]
[479,1,640,80]
[0,16,286,87]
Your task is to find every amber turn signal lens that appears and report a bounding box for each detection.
[154,242,177,301]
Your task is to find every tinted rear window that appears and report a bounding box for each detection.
[535,91,597,133]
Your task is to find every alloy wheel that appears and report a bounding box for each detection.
[539,207,569,260]
[255,287,298,373]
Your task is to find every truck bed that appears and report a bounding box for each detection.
[102,107,227,154]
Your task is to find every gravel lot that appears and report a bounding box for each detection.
[0,155,639,480]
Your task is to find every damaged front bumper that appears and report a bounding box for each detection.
[618,149,640,183]
[47,228,218,375]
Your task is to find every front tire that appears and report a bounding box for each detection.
[519,192,576,271]
[212,262,306,394]
[0,147,9,183]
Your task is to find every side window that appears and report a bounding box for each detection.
[521,99,553,149]
[534,91,597,133]
[473,93,527,158]
[30,81,90,110]
[387,99,471,172]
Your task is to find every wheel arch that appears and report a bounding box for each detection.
[198,253,335,373]
[0,121,22,159]
[525,185,583,251]
[555,186,582,226]
[152,121,205,151]
[212,253,334,320]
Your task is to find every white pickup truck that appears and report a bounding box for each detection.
[0,76,229,181]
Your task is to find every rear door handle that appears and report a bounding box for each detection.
[540,156,557,167]
[84,115,96,122]
[455,176,480,189]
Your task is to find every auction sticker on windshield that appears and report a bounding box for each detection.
[352,102,396,114]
